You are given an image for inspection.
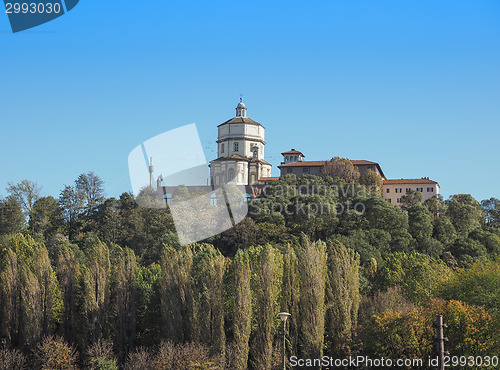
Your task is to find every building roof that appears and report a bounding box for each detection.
[383,178,439,185]
[281,149,305,156]
[218,116,264,128]
[259,177,280,182]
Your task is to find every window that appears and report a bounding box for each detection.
[221,143,224,153]
[303,167,309,173]
[387,198,392,203]
[416,188,423,192]
[406,188,411,193]
[287,168,293,173]
[397,198,402,203]
[210,193,217,206]
[234,142,239,152]
[285,156,289,161]
[294,156,298,161]
[395,188,402,193]
[427,187,434,192]
[386,189,390,193]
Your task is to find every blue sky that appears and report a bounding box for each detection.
[1,0,499,201]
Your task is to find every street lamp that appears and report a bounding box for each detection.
[278,312,291,370]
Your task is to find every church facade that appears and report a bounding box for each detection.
[209,99,272,186]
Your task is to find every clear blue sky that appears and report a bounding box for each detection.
[1,0,499,201]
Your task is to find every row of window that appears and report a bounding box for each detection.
[387,187,434,194]
[285,155,299,162]
[221,142,260,154]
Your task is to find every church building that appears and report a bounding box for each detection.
[209,99,272,186]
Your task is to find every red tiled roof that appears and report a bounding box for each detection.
[281,149,304,156]
[259,177,279,182]
[383,178,439,185]
[351,160,377,165]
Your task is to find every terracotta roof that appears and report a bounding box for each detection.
[383,178,439,185]
[218,116,264,128]
[281,149,305,156]
[259,177,279,182]
[351,160,377,165]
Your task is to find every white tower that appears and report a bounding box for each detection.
[210,99,272,186]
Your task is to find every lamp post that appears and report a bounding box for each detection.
[278,312,291,370]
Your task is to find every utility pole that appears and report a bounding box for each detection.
[435,315,448,370]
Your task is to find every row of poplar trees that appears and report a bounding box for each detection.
[0,233,360,368]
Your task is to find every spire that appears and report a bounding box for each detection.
[235,96,247,117]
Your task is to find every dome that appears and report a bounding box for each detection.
[237,101,246,109]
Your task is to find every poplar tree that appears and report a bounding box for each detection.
[56,248,81,346]
[298,237,327,360]
[159,245,196,343]
[80,239,111,344]
[250,245,279,370]
[325,241,360,355]
[281,245,300,355]
[232,249,252,370]
[110,246,137,360]
[192,244,226,356]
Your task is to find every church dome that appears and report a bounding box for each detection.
[237,101,246,109]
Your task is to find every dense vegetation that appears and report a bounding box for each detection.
[0,172,499,369]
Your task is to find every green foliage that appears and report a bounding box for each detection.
[377,251,452,303]
[0,198,25,235]
[323,157,360,182]
[250,245,281,370]
[232,250,252,370]
[297,237,327,360]
[446,194,484,234]
[400,189,423,210]
[325,242,360,355]
[439,261,500,315]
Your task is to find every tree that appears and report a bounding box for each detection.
[322,157,360,182]
[109,247,137,360]
[445,194,484,234]
[360,169,383,194]
[59,185,85,238]
[0,234,62,349]
[29,196,64,240]
[481,197,500,228]
[400,189,423,211]
[192,245,226,356]
[324,242,360,356]
[0,198,25,235]
[439,261,500,315]
[377,251,452,303]
[75,172,105,216]
[297,237,327,360]
[34,335,79,370]
[232,250,252,370]
[281,245,300,356]
[250,245,280,370]
[79,239,111,345]
[6,179,41,217]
